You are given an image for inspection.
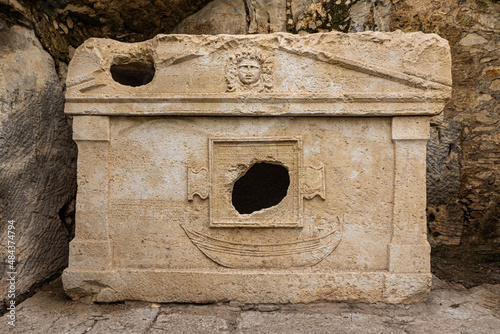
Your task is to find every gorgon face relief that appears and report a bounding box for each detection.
[226,48,273,92]
[237,58,262,85]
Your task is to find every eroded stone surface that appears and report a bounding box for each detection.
[62,32,451,304]
[172,0,248,35]
[0,23,76,312]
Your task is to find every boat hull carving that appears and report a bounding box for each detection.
[181,223,343,268]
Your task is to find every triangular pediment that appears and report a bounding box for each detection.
[65,32,451,116]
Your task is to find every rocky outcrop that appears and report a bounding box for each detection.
[426,117,462,245]
[172,0,248,34]
[0,0,213,62]
[173,0,288,35]
[286,0,392,34]
[0,22,77,311]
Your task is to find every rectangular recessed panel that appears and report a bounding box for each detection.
[210,138,302,227]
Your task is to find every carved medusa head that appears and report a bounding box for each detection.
[226,49,273,92]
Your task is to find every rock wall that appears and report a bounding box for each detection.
[0,0,213,62]
[0,22,77,311]
[390,0,499,246]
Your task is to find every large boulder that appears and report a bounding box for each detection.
[172,0,248,34]
[172,0,288,34]
[0,22,76,311]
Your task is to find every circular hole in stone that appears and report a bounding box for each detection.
[110,56,155,87]
[232,162,290,215]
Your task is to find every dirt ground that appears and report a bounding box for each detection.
[431,245,500,288]
[1,276,499,334]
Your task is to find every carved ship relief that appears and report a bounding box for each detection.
[181,218,343,269]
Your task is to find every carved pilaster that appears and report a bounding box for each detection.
[71,116,111,269]
[389,117,430,274]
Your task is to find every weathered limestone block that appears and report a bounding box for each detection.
[63,31,451,304]
[0,23,77,311]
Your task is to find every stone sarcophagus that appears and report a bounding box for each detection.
[62,32,451,304]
